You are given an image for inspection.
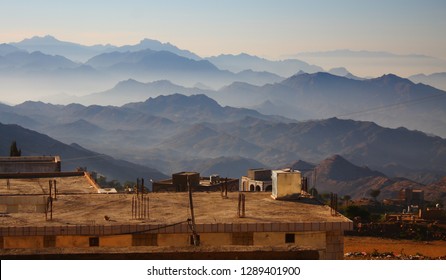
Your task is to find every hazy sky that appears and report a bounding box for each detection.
[1,0,445,59]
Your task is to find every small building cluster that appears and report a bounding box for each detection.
[152,171,239,192]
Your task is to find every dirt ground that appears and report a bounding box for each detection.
[344,236,446,259]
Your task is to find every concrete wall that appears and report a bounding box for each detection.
[272,170,302,199]
[56,235,91,248]
[247,169,271,181]
[200,233,232,246]
[0,156,61,173]
[1,230,336,252]
[253,231,325,248]
[172,172,200,191]
[325,231,345,260]
[157,233,190,246]
[0,221,352,259]
[4,236,44,249]
[100,235,132,247]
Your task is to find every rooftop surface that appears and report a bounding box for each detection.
[0,176,97,196]
[154,178,236,187]
[1,186,350,227]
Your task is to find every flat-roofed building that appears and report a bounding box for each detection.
[240,168,272,192]
[0,174,352,259]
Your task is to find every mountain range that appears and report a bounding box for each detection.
[10,35,200,62]
[3,35,446,106]
[1,36,295,103]
[44,69,446,138]
[213,72,446,138]
[3,117,445,203]
[1,94,445,185]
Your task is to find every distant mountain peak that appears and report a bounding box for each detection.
[139,38,163,44]
[328,67,351,77]
[139,38,174,49]
[284,71,348,84]
[317,154,385,181]
[126,38,201,60]
[140,93,221,111]
[287,160,316,171]
[18,35,67,45]
[372,73,415,86]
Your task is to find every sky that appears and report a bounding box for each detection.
[1,0,446,60]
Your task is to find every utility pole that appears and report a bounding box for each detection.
[188,178,199,246]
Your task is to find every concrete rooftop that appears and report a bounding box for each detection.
[0,176,97,196]
[0,177,350,227]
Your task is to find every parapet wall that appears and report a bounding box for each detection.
[0,156,61,173]
[0,171,83,179]
[0,221,352,237]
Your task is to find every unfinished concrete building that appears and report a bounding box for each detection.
[152,172,238,192]
[399,188,425,207]
[0,173,352,260]
[240,168,272,192]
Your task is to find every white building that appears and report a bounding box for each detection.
[272,169,302,200]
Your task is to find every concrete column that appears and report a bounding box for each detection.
[325,230,345,260]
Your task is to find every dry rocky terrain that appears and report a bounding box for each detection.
[344,236,446,259]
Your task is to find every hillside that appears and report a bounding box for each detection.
[123,93,286,123]
[301,155,424,200]
[213,72,446,138]
[221,117,446,183]
[0,122,167,183]
[79,79,210,106]
[423,177,446,204]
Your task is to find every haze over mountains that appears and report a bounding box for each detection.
[2,35,445,105]
[1,95,446,182]
[292,49,446,78]
[1,35,446,202]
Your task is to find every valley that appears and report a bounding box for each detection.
[1,35,446,206]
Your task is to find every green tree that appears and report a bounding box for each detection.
[9,141,21,157]
[344,205,370,221]
[96,175,107,187]
[342,195,352,206]
[309,187,318,197]
[369,189,381,202]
